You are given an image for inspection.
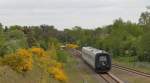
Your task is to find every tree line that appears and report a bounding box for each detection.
[0,11,150,62]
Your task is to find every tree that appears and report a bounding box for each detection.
[23,26,38,48]
[0,23,5,56]
[139,11,150,25]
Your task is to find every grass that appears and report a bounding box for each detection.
[0,65,46,83]
[113,56,150,73]
[63,50,100,83]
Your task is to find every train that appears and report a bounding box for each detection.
[81,47,111,73]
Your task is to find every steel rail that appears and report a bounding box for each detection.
[112,64,150,77]
[99,73,124,83]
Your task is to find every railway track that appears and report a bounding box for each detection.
[112,64,150,78]
[71,49,150,78]
[68,49,124,83]
[99,72,124,83]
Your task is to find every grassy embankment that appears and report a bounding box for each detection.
[61,50,99,83]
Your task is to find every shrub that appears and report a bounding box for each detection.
[1,47,68,83]
[57,50,68,63]
[31,46,68,83]
[48,67,67,82]
[2,49,33,72]
[48,43,57,59]
[31,47,46,57]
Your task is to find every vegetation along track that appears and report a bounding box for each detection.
[112,64,150,78]
[99,72,124,83]
[68,49,124,83]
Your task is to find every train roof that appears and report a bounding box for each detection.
[82,46,107,54]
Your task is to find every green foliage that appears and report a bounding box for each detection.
[6,29,25,40]
[0,27,29,57]
[1,29,28,56]
[0,23,3,32]
[63,12,150,62]
[137,31,150,61]
[0,34,6,56]
[104,20,143,56]
[57,50,69,63]
[9,25,22,31]
[48,37,61,49]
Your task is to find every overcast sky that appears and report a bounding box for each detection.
[0,0,149,30]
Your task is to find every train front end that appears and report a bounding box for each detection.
[95,53,111,73]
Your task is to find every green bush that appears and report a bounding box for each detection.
[57,50,69,63]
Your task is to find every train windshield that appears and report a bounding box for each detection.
[99,55,107,61]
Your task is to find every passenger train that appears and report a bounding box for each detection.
[82,47,111,73]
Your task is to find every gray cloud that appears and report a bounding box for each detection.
[0,0,106,9]
[0,0,149,30]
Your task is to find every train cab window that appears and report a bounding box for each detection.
[99,56,107,61]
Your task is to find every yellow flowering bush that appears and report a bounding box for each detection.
[66,44,79,49]
[17,49,32,58]
[2,49,33,72]
[52,60,63,69]
[45,57,67,82]
[2,46,68,83]
[31,47,46,57]
[38,52,67,82]
[48,67,67,82]
[48,60,63,69]
[30,47,68,83]
[16,49,33,71]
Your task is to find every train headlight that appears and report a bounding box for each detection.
[102,62,106,66]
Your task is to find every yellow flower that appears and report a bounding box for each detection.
[50,60,63,69]
[2,49,33,72]
[48,67,67,82]
[16,48,32,58]
[66,44,79,49]
[2,47,68,82]
[31,47,46,57]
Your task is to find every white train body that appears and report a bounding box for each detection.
[82,47,111,73]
